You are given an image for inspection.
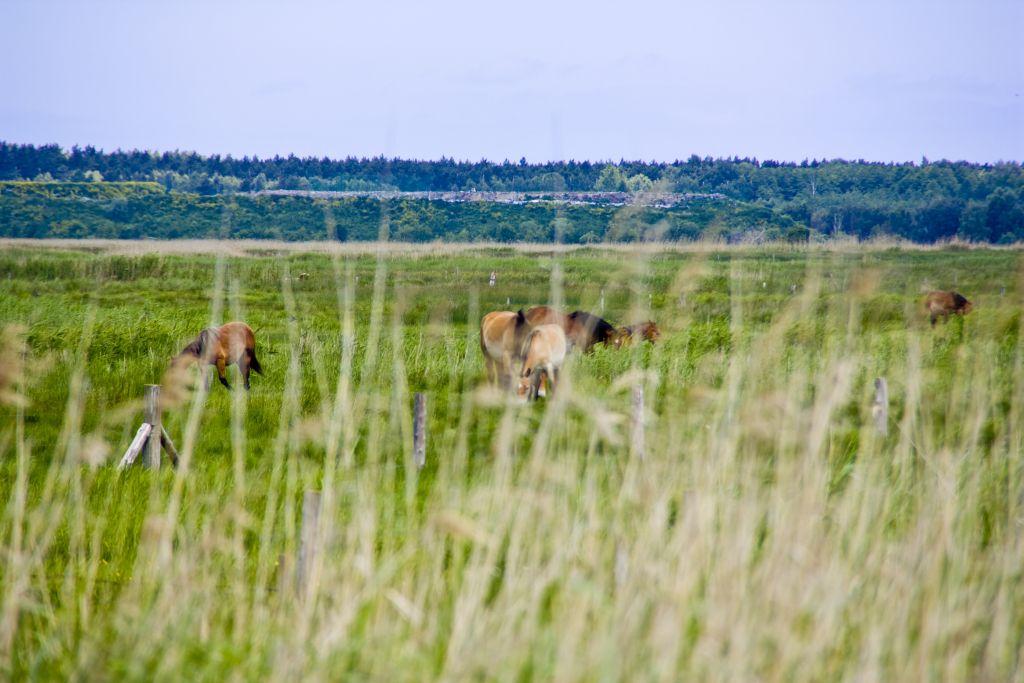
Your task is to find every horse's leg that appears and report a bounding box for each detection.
[503,353,517,391]
[216,357,231,390]
[239,353,252,391]
[485,356,498,387]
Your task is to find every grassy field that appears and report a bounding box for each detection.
[0,241,1022,681]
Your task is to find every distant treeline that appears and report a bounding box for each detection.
[0,182,795,242]
[1,142,1023,242]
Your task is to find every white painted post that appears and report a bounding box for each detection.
[872,377,889,437]
[631,385,645,460]
[413,393,426,469]
[297,490,322,598]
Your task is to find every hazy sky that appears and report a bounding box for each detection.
[1,0,1021,163]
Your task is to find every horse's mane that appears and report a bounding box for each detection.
[179,328,219,358]
[569,310,616,340]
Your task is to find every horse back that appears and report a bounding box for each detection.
[926,291,969,311]
[481,311,529,359]
[524,324,568,368]
[525,306,569,328]
[218,321,256,361]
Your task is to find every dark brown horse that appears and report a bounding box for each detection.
[566,311,617,352]
[615,321,661,348]
[172,321,263,390]
[924,291,973,326]
[525,306,616,352]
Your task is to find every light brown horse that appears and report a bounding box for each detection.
[172,321,263,390]
[480,310,532,389]
[925,291,973,326]
[517,324,568,401]
[615,321,661,348]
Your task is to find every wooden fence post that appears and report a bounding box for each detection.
[872,377,889,437]
[119,384,178,470]
[631,384,645,460]
[142,384,161,470]
[413,392,427,470]
[297,490,322,598]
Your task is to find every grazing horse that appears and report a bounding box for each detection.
[517,324,568,401]
[172,321,263,390]
[615,321,661,348]
[925,291,973,326]
[525,305,571,327]
[566,311,617,352]
[480,310,532,389]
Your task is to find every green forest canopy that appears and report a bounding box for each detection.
[1,142,1022,243]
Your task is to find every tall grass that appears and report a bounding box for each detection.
[0,244,1022,681]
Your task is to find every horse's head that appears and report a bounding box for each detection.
[952,293,973,315]
[643,321,662,343]
[613,327,631,349]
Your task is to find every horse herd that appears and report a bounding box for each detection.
[480,306,660,401]
[167,290,971,400]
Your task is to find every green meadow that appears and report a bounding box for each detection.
[0,241,1022,681]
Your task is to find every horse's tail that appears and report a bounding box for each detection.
[249,350,263,375]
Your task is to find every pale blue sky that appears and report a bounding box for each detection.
[1,0,1021,163]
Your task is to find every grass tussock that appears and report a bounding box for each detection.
[0,244,1022,681]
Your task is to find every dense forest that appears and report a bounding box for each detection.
[1,142,1022,243]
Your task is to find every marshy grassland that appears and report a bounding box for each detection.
[0,241,1022,681]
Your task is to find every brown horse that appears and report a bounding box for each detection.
[517,324,568,401]
[172,321,263,390]
[525,305,571,327]
[525,306,616,352]
[615,321,661,348]
[925,291,973,326]
[566,311,617,352]
[480,310,532,389]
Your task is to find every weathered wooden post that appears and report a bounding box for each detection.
[872,377,889,437]
[489,271,496,287]
[413,392,427,469]
[119,423,153,470]
[142,384,161,470]
[297,490,321,598]
[631,384,645,460]
[600,288,605,312]
[119,384,178,470]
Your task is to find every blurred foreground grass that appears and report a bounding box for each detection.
[0,242,1022,681]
